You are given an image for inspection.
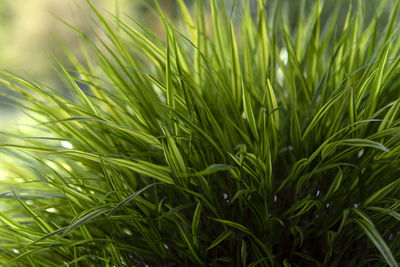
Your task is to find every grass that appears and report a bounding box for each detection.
[1,0,400,266]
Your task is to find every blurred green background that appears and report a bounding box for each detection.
[0,0,181,78]
[0,0,182,130]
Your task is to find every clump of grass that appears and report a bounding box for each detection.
[1,0,400,266]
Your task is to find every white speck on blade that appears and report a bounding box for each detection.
[12,249,20,254]
[46,208,57,213]
[274,195,278,202]
[316,190,320,197]
[280,48,288,65]
[357,149,364,158]
[326,203,330,208]
[353,203,360,208]
[223,193,228,200]
[123,228,132,236]
[61,141,73,149]
[26,200,33,205]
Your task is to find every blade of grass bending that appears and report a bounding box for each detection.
[210,218,252,235]
[207,230,233,251]
[100,183,159,224]
[54,58,97,115]
[321,138,389,159]
[353,209,398,267]
[363,178,400,206]
[190,164,234,177]
[176,0,196,43]
[192,202,202,247]
[175,218,204,264]
[230,23,241,107]
[243,80,259,141]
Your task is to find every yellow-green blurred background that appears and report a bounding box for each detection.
[0,1,179,78]
[0,0,180,129]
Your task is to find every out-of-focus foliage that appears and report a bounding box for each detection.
[0,0,181,128]
[0,0,181,81]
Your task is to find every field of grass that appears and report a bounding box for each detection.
[1,0,400,266]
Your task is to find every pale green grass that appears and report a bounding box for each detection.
[1,0,400,266]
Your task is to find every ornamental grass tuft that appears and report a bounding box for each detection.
[1,0,400,266]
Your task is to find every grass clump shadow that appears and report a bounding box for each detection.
[1,0,400,266]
